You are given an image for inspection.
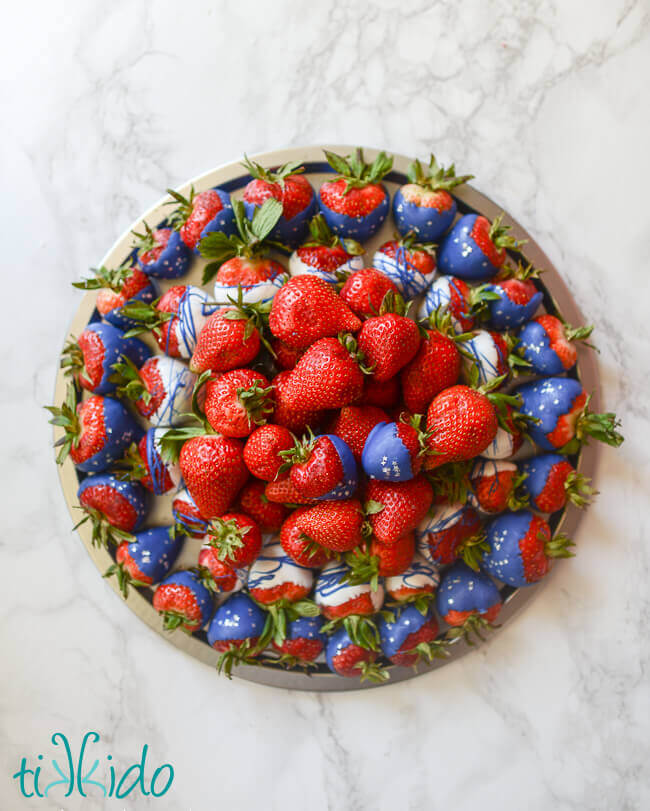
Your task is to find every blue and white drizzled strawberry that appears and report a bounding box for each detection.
[318,148,393,242]
[416,275,476,334]
[325,625,388,682]
[468,459,527,515]
[514,377,623,453]
[437,213,525,281]
[482,262,543,330]
[172,487,209,537]
[288,213,364,284]
[482,509,574,587]
[281,433,358,501]
[436,562,502,640]
[384,553,440,604]
[517,315,594,376]
[76,473,148,547]
[392,154,473,242]
[460,329,510,387]
[132,222,191,279]
[378,603,445,667]
[111,355,196,427]
[519,453,595,514]
[115,427,183,496]
[241,156,318,248]
[167,186,237,253]
[152,569,213,633]
[361,419,428,482]
[207,592,268,676]
[47,385,141,473]
[247,543,314,606]
[372,235,437,299]
[416,502,483,566]
[105,525,185,597]
[72,265,157,331]
[61,322,151,395]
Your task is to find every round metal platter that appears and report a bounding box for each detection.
[52,145,601,691]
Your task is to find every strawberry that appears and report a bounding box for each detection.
[378,604,444,667]
[269,274,361,350]
[460,330,516,388]
[207,592,267,676]
[114,427,182,495]
[106,526,184,597]
[417,275,476,333]
[436,562,502,641]
[236,479,289,532]
[325,626,388,682]
[318,148,393,241]
[519,453,596,513]
[327,405,389,461]
[483,510,574,586]
[47,385,140,473]
[73,265,156,331]
[482,261,543,330]
[361,418,429,481]
[281,337,365,412]
[76,473,148,547]
[480,404,526,460]
[357,298,421,383]
[264,474,315,505]
[132,223,191,279]
[243,424,295,480]
[241,156,317,247]
[196,546,243,593]
[111,355,196,426]
[361,375,400,409]
[202,512,262,569]
[518,315,594,375]
[247,543,313,605]
[281,432,358,501]
[213,256,287,307]
[315,560,384,621]
[438,213,525,281]
[368,532,416,577]
[424,385,499,469]
[204,368,274,438]
[416,502,483,566]
[393,154,473,241]
[289,213,364,283]
[271,370,324,433]
[280,508,331,568]
[372,234,437,299]
[294,499,366,553]
[152,570,213,633]
[271,340,304,370]
[271,616,326,664]
[365,476,433,544]
[189,304,262,374]
[514,378,623,453]
[339,267,399,319]
[468,459,528,514]
[172,487,209,537]
[400,324,461,414]
[384,553,440,603]
[166,186,236,251]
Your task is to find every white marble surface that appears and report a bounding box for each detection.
[1,1,649,808]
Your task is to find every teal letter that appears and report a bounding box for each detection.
[11,758,34,798]
[116,744,150,798]
[151,764,174,797]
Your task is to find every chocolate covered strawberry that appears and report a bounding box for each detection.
[280,432,358,501]
[365,476,433,544]
[243,424,294,481]
[328,405,390,462]
[172,486,209,537]
[518,315,594,375]
[483,261,543,330]
[416,502,484,567]
[115,427,182,495]
[247,542,314,606]
[289,213,364,283]
[204,368,274,438]
[437,213,525,281]
[73,264,157,331]
[153,570,213,633]
[480,404,528,460]
[357,294,421,382]
[482,509,574,587]
[325,626,388,681]
[76,473,148,548]
[167,185,236,251]
[436,562,502,641]
[132,222,191,279]
[384,553,440,605]
[241,156,317,247]
[519,453,596,513]
[361,417,430,481]
[318,148,393,241]
[272,615,326,666]
[111,355,196,426]
[417,275,478,333]
[393,154,473,241]
[378,603,446,667]
[468,459,528,514]
[207,592,267,676]
[339,267,399,319]
[105,526,184,598]
[372,234,437,299]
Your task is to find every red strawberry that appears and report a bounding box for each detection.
[366,476,433,544]
[328,405,390,461]
[295,499,366,552]
[271,370,324,433]
[271,340,304,370]
[176,435,248,519]
[400,328,461,413]
[357,313,421,382]
[280,508,331,568]
[189,307,261,374]
[236,479,289,532]
[197,548,240,592]
[203,512,262,568]
[361,375,400,409]
[283,434,349,500]
[425,385,498,469]
[370,533,416,577]
[204,368,273,438]
[264,475,315,505]
[269,275,361,350]
[339,268,399,318]
[281,337,365,412]
[243,424,295,480]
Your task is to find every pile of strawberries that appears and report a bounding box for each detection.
[49,148,623,683]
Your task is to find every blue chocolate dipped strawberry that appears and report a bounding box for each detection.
[518,315,594,376]
[482,509,574,587]
[152,569,213,633]
[318,148,393,242]
[514,377,623,452]
[106,525,185,597]
[393,154,473,241]
[436,562,502,640]
[132,223,191,279]
[61,322,151,396]
[361,419,427,482]
[437,213,524,281]
[76,473,148,547]
[73,265,158,331]
[272,615,327,665]
[281,432,358,501]
[207,592,269,676]
[167,186,237,253]
[483,262,543,330]
[519,453,595,514]
[241,156,317,248]
[325,625,388,682]
[378,603,445,667]
[47,385,141,473]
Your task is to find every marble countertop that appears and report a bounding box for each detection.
[2,1,648,808]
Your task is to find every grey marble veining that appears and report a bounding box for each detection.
[1,1,649,809]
